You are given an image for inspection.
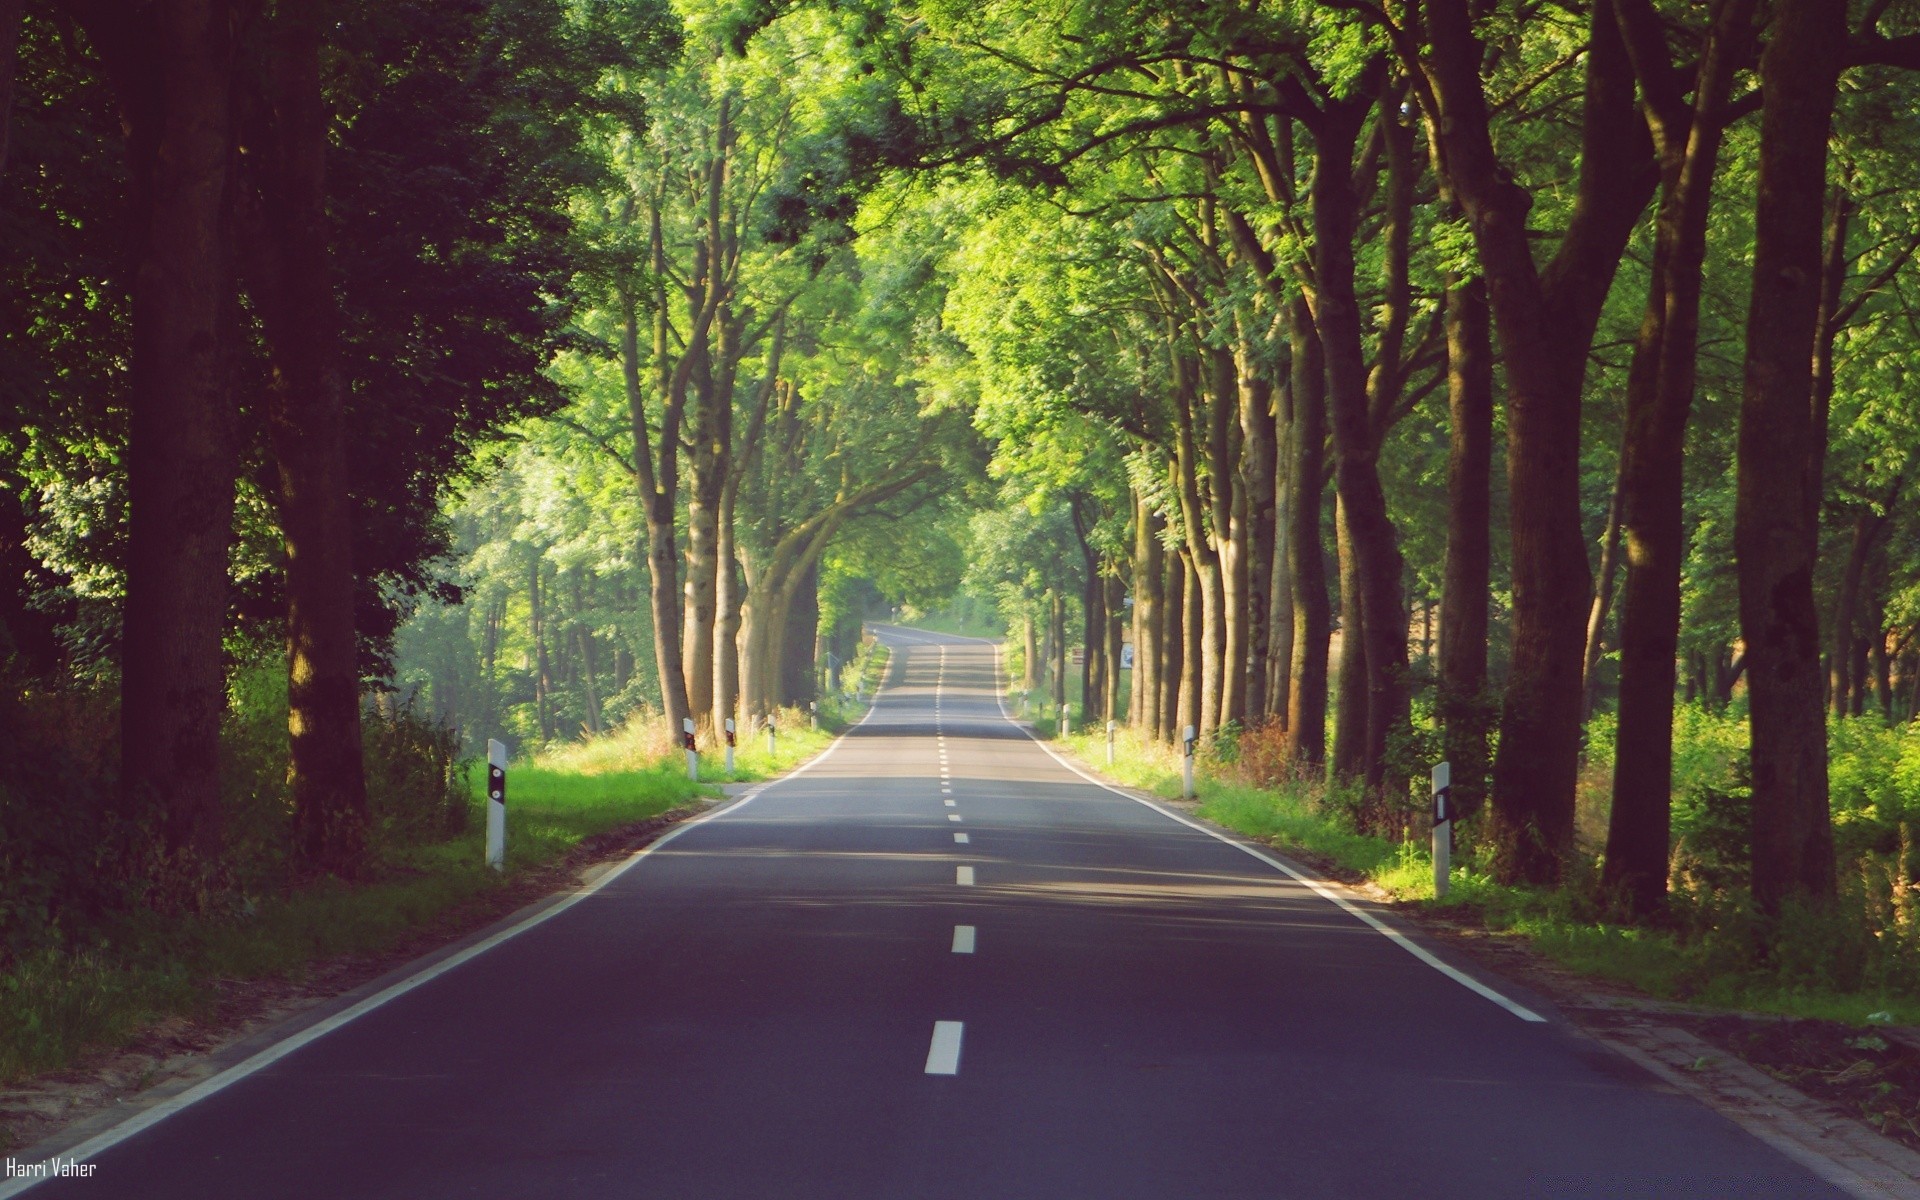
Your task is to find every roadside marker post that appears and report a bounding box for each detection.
[1432,760,1452,900]
[766,713,776,756]
[1062,707,1072,739]
[810,701,818,730]
[1106,719,1116,766]
[723,718,736,777]
[682,718,698,783]
[1182,724,1196,800]
[485,739,507,872]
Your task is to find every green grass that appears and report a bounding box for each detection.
[0,709,853,1098]
[1054,725,1920,1028]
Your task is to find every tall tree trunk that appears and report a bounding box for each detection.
[1022,614,1037,691]
[1439,273,1493,820]
[1829,509,1888,717]
[1178,554,1202,740]
[1736,0,1845,915]
[1284,296,1330,765]
[1161,548,1184,743]
[1210,347,1247,728]
[1268,397,1293,725]
[1583,463,1626,717]
[1423,0,1655,885]
[1133,495,1164,736]
[248,5,371,876]
[0,0,22,179]
[1104,573,1125,723]
[1603,0,1752,918]
[1239,342,1278,723]
[714,494,741,731]
[530,558,555,742]
[574,576,602,735]
[780,559,819,707]
[621,303,690,734]
[1331,497,1368,781]
[115,0,236,876]
[1050,589,1067,717]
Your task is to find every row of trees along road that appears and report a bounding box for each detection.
[869,0,1920,925]
[8,0,1920,942]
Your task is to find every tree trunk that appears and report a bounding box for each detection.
[115,0,237,877]
[1178,554,1202,741]
[1132,493,1163,735]
[1104,572,1125,722]
[1161,548,1184,743]
[1604,0,1752,918]
[1331,497,1368,781]
[0,0,22,178]
[1439,273,1493,820]
[1023,614,1037,691]
[1050,589,1067,717]
[1737,0,1844,915]
[530,557,555,742]
[1829,510,1887,717]
[1584,463,1626,717]
[780,559,819,707]
[714,492,741,732]
[1424,0,1655,885]
[1284,296,1330,765]
[1238,341,1278,723]
[251,5,372,876]
[621,304,690,734]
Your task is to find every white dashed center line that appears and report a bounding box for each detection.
[944,798,956,807]
[952,925,976,954]
[925,1021,963,1075]
[954,832,969,843]
[956,865,974,886]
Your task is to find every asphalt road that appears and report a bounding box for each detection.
[10,627,1848,1198]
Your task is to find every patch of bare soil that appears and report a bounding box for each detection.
[0,806,698,1156]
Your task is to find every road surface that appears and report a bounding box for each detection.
[8,628,1847,1197]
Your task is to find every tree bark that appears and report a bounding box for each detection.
[1829,507,1889,716]
[1238,338,1278,723]
[622,296,691,734]
[1133,494,1164,736]
[1737,0,1845,915]
[1603,0,1753,918]
[1422,0,1656,885]
[0,0,21,179]
[1284,296,1330,765]
[110,0,237,877]
[1583,464,1626,717]
[1161,547,1184,743]
[1331,496,1368,781]
[1439,273,1493,820]
[246,4,372,876]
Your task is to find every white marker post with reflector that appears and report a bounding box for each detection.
[765,713,776,755]
[1432,760,1452,900]
[485,739,507,872]
[724,717,736,777]
[1182,724,1197,800]
[682,718,697,783]
[1106,719,1116,766]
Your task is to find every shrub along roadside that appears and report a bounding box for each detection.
[0,706,846,1099]
[1056,723,1920,1028]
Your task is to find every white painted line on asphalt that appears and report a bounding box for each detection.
[925,1021,964,1074]
[0,654,909,1193]
[948,814,962,822]
[944,798,956,807]
[952,925,976,953]
[954,832,969,843]
[985,645,1548,1026]
[956,865,975,886]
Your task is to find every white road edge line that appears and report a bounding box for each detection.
[925,1021,964,1074]
[952,925,976,954]
[983,642,1547,1026]
[0,659,898,1196]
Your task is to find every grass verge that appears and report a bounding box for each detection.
[0,710,849,1099]
[1052,725,1920,1028]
